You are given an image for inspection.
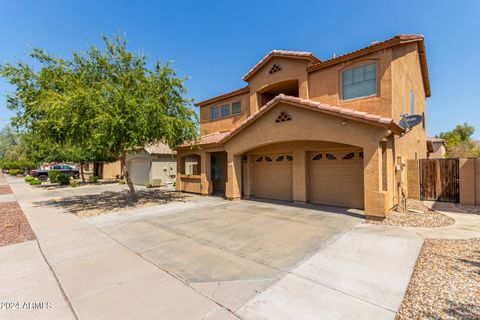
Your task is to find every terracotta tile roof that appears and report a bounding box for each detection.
[427,137,445,143]
[306,34,431,97]
[222,94,404,143]
[145,141,175,154]
[195,86,249,107]
[242,50,321,81]
[179,131,229,148]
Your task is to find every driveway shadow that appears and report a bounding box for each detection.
[34,189,193,216]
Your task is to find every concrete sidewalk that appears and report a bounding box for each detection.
[7,176,236,320]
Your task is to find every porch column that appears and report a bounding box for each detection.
[226,153,242,200]
[292,150,307,203]
[200,151,211,196]
[175,153,186,192]
[243,155,254,198]
[363,144,388,219]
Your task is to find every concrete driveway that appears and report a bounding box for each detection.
[87,197,364,311]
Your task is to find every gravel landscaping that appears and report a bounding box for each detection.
[42,189,198,217]
[456,204,480,215]
[397,238,480,320]
[0,201,36,247]
[365,199,455,227]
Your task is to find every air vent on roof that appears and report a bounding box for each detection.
[269,64,281,74]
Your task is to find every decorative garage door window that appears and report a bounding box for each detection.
[343,152,355,160]
[312,153,322,160]
[286,155,293,161]
[326,153,336,160]
[265,156,273,162]
[359,152,364,159]
[269,64,281,74]
[275,112,292,123]
[256,156,263,162]
[276,155,284,161]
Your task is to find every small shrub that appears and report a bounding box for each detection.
[29,178,41,185]
[70,180,78,188]
[117,179,125,185]
[145,183,153,188]
[48,170,60,183]
[25,176,35,182]
[89,176,98,183]
[9,169,22,176]
[57,173,70,185]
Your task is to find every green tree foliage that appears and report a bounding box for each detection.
[437,123,479,158]
[0,34,198,200]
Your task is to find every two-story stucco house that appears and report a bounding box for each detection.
[176,34,430,219]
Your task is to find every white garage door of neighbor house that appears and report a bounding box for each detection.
[254,153,293,201]
[128,158,150,186]
[310,150,364,209]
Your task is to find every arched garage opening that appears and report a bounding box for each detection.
[244,141,364,209]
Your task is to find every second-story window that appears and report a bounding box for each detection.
[221,104,230,117]
[211,106,220,120]
[342,63,377,100]
[231,101,241,114]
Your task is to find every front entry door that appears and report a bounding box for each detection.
[211,152,227,195]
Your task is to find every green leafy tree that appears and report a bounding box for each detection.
[437,123,479,158]
[0,34,198,200]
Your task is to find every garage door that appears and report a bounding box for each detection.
[254,153,293,201]
[310,150,364,209]
[127,158,150,186]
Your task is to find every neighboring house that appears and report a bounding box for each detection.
[177,34,430,219]
[126,142,176,186]
[427,137,446,158]
[81,161,122,180]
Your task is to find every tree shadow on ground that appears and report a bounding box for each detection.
[445,300,480,320]
[34,189,193,216]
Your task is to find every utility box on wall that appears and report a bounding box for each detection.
[406,159,420,200]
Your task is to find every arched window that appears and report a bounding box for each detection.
[326,153,336,160]
[265,156,273,162]
[256,156,263,162]
[286,155,293,161]
[312,154,322,161]
[276,156,284,161]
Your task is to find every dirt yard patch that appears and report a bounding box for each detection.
[397,238,480,320]
[43,189,198,217]
[0,201,36,247]
[365,199,455,228]
[0,185,12,195]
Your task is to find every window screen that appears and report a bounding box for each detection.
[231,101,241,114]
[342,63,377,100]
[221,104,230,117]
[211,107,220,120]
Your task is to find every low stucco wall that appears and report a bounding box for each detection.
[459,159,479,206]
[103,161,121,180]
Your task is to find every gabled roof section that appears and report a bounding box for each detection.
[306,34,431,97]
[195,86,249,107]
[222,94,404,143]
[242,50,321,81]
[178,131,229,148]
[145,141,175,155]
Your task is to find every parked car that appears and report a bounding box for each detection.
[31,164,80,182]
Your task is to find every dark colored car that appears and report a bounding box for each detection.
[31,164,80,182]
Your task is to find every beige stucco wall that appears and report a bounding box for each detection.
[406,159,420,199]
[308,49,393,118]
[223,102,394,218]
[247,57,311,112]
[391,42,428,161]
[460,159,476,205]
[199,92,250,135]
[102,161,121,180]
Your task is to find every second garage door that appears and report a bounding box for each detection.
[310,150,364,209]
[254,153,293,201]
[127,157,150,186]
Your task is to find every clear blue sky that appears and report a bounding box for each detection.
[0,0,479,138]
